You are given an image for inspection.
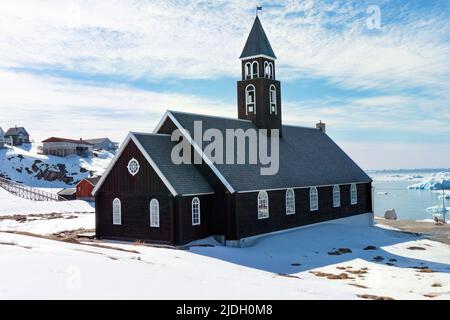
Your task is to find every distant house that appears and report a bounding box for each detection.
[76,177,100,201]
[41,137,93,157]
[5,127,30,146]
[85,138,118,152]
[57,188,77,201]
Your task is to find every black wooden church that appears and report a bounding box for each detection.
[93,16,373,246]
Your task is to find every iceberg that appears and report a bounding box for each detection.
[408,172,450,190]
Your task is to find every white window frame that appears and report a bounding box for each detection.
[286,188,295,215]
[310,187,318,212]
[245,62,252,80]
[351,184,358,205]
[252,61,259,78]
[270,85,277,115]
[192,197,201,226]
[127,158,140,176]
[264,61,274,79]
[150,199,160,228]
[245,84,256,115]
[333,185,341,208]
[258,191,269,219]
[113,198,122,225]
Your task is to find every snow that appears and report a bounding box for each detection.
[0,180,449,299]
[408,172,450,190]
[0,187,93,217]
[0,221,449,299]
[0,213,94,235]
[0,144,113,188]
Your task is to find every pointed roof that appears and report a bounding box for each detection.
[240,16,276,60]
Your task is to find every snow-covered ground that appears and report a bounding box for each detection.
[0,223,449,300]
[0,183,449,300]
[0,187,94,234]
[0,143,113,188]
[0,187,93,217]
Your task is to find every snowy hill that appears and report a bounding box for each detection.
[0,144,113,188]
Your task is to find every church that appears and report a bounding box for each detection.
[93,16,373,247]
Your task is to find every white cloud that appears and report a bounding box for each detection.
[0,70,235,143]
[0,0,449,93]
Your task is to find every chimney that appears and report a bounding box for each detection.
[316,120,326,133]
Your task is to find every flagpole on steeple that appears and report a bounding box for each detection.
[256,5,263,17]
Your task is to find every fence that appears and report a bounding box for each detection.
[0,177,67,202]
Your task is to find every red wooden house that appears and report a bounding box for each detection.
[76,177,100,201]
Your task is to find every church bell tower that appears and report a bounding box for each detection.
[237,16,282,136]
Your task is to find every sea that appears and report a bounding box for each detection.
[369,169,450,221]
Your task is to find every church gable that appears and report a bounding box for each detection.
[93,135,173,196]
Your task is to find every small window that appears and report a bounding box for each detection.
[333,185,341,208]
[150,199,160,228]
[192,197,201,226]
[252,61,259,78]
[127,158,140,176]
[113,198,122,225]
[258,191,269,219]
[351,184,358,205]
[310,187,318,212]
[245,62,252,80]
[286,188,295,215]
[270,85,277,115]
[245,84,256,115]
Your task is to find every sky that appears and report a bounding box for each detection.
[0,0,449,170]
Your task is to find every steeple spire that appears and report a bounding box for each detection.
[240,16,276,60]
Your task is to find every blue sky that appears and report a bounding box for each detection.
[0,0,449,169]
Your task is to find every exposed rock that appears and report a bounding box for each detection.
[373,256,384,262]
[364,245,377,251]
[328,248,352,255]
[384,209,398,220]
[358,294,394,301]
[407,246,426,251]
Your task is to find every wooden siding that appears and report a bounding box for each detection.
[174,194,213,245]
[233,183,372,240]
[76,179,95,199]
[95,140,175,244]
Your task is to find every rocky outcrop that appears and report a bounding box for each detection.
[384,209,398,220]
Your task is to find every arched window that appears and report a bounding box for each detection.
[310,187,318,212]
[258,191,269,219]
[286,188,295,215]
[264,62,274,79]
[150,199,160,228]
[245,62,252,80]
[252,61,259,78]
[245,84,256,114]
[113,198,122,225]
[270,85,277,115]
[269,63,274,79]
[333,185,341,208]
[351,184,358,205]
[192,197,201,226]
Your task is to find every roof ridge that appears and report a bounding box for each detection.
[168,110,252,122]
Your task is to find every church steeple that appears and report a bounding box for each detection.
[240,16,277,60]
[237,16,282,136]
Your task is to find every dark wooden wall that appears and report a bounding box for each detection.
[174,194,213,245]
[232,183,372,240]
[95,140,175,244]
